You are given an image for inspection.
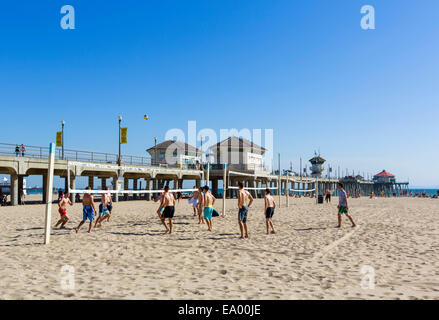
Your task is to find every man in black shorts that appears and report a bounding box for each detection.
[325,189,331,203]
[159,186,176,234]
[264,189,276,234]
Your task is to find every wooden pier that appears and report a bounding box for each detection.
[0,142,404,206]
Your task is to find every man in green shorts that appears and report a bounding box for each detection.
[202,186,216,231]
[337,183,356,228]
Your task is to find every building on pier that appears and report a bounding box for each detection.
[209,136,267,172]
[309,153,326,178]
[373,170,409,196]
[146,140,202,168]
[373,170,395,183]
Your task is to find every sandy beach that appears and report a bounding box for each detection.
[0,196,438,300]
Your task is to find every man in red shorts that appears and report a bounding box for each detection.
[55,192,73,229]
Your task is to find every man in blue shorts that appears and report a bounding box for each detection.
[237,182,253,239]
[75,187,97,233]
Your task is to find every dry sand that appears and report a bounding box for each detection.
[0,195,438,300]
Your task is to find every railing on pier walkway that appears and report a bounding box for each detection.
[0,142,156,166]
[210,163,271,172]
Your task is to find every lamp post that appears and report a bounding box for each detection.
[118,115,122,165]
[200,135,203,163]
[154,136,157,165]
[61,120,65,160]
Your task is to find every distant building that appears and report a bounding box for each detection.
[146,140,202,166]
[373,170,396,183]
[208,136,266,171]
[309,153,326,178]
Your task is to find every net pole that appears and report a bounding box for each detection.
[315,177,319,204]
[44,143,55,245]
[206,163,210,188]
[286,176,289,207]
[278,153,281,208]
[67,162,70,193]
[222,164,226,216]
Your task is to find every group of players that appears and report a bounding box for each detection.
[55,186,114,233]
[152,181,277,238]
[54,181,355,237]
[54,182,277,238]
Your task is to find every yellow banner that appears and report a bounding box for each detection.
[120,127,127,144]
[56,132,62,147]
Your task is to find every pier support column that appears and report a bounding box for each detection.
[113,175,119,202]
[124,178,129,201]
[70,175,76,204]
[42,174,47,204]
[146,179,151,201]
[18,175,24,204]
[178,179,183,191]
[101,178,107,190]
[252,180,257,198]
[64,176,68,194]
[212,179,219,198]
[153,179,158,199]
[133,179,138,200]
[88,176,94,189]
[227,178,232,198]
[10,173,18,206]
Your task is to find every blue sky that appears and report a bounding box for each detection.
[0,1,438,188]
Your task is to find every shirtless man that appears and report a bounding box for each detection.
[237,182,254,239]
[104,186,113,222]
[189,187,199,216]
[55,192,72,229]
[74,187,97,233]
[158,186,176,234]
[196,187,205,224]
[153,192,164,217]
[95,189,112,228]
[264,189,276,235]
[202,186,216,231]
[153,192,168,230]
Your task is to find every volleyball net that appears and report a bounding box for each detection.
[66,161,200,195]
[226,170,278,191]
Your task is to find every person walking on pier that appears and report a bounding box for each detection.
[237,182,253,239]
[74,187,97,233]
[264,189,276,235]
[15,145,19,157]
[55,192,72,229]
[202,186,216,232]
[20,144,26,157]
[158,186,175,235]
[336,183,356,228]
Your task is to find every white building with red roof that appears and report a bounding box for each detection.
[373,170,396,183]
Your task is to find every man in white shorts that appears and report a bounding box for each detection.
[189,186,199,216]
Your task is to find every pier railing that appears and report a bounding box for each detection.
[0,142,154,166]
